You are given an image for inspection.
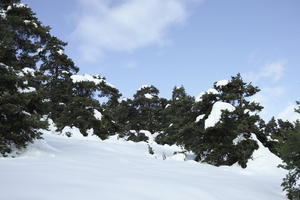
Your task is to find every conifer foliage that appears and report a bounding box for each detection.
[1,2,299,200]
[279,102,300,200]
[0,0,120,154]
[0,0,48,155]
[156,86,196,146]
[186,74,263,168]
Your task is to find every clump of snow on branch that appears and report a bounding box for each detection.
[232,134,247,145]
[144,93,154,99]
[71,74,103,85]
[215,80,229,87]
[71,74,116,89]
[139,85,152,90]
[93,109,103,121]
[195,88,218,102]
[195,114,205,123]
[18,87,36,93]
[205,101,235,129]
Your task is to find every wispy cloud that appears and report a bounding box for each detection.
[244,61,287,120]
[244,61,286,83]
[123,60,138,69]
[277,103,300,122]
[71,0,202,62]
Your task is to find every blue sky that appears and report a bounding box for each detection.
[24,0,300,121]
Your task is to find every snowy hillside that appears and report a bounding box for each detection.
[0,130,287,200]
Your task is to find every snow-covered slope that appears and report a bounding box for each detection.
[0,132,287,200]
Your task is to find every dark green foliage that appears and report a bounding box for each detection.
[56,74,122,139]
[258,117,296,157]
[38,36,79,128]
[131,85,165,133]
[127,131,149,142]
[0,0,49,155]
[186,74,263,168]
[148,144,154,155]
[156,86,196,146]
[279,105,300,200]
[112,98,138,136]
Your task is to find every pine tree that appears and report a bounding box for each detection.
[0,0,48,155]
[132,85,163,133]
[279,104,300,200]
[156,86,196,146]
[38,36,79,128]
[188,74,263,168]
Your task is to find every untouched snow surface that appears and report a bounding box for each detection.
[0,131,286,200]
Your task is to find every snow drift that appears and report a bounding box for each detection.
[0,128,287,200]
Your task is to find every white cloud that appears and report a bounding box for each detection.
[277,103,300,122]
[243,61,287,120]
[72,0,201,61]
[123,60,138,69]
[244,61,286,83]
[250,86,286,119]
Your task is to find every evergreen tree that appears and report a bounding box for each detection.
[132,85,164,133]
[188,74,263,168]
[156,86,196,146]
[38,36,79,128]
[279,104,300,200]
[259,117,297,157]
[60,74,121,139]
[0,0,48,155]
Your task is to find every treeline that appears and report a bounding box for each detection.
[0,1,299,199]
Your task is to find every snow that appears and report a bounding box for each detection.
[118,97,128,103]
[165,104,171,109]
[144,93,154,99]
[71,74,103,85]
[93,109,103,120]
[61,70,70,74]
[195,92,205,102]
[32,22,39,28]
[232,134,247,145]
[104,81,116,89]
[195,114,205,123]
[207,88,218,94]
[195,88,218,102]
[0,9,6,19]
[37,47,44,53]
[244,109,256,116]
[18,87,36,93]
[215,80,229,87]
[57,49,64,55]
[24,19,31,24]
[71,74,116,89]
[0,62,10,69]
[22,67,35,76]
[246,134,284,174]
[0,129,286,200]
[22,111,31,116]
[205,101,235,129]
[14,3,27,8]
[139,85,152,90]
[62,126,82,137]
[0,4,22,19]
[42,98,51,102]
